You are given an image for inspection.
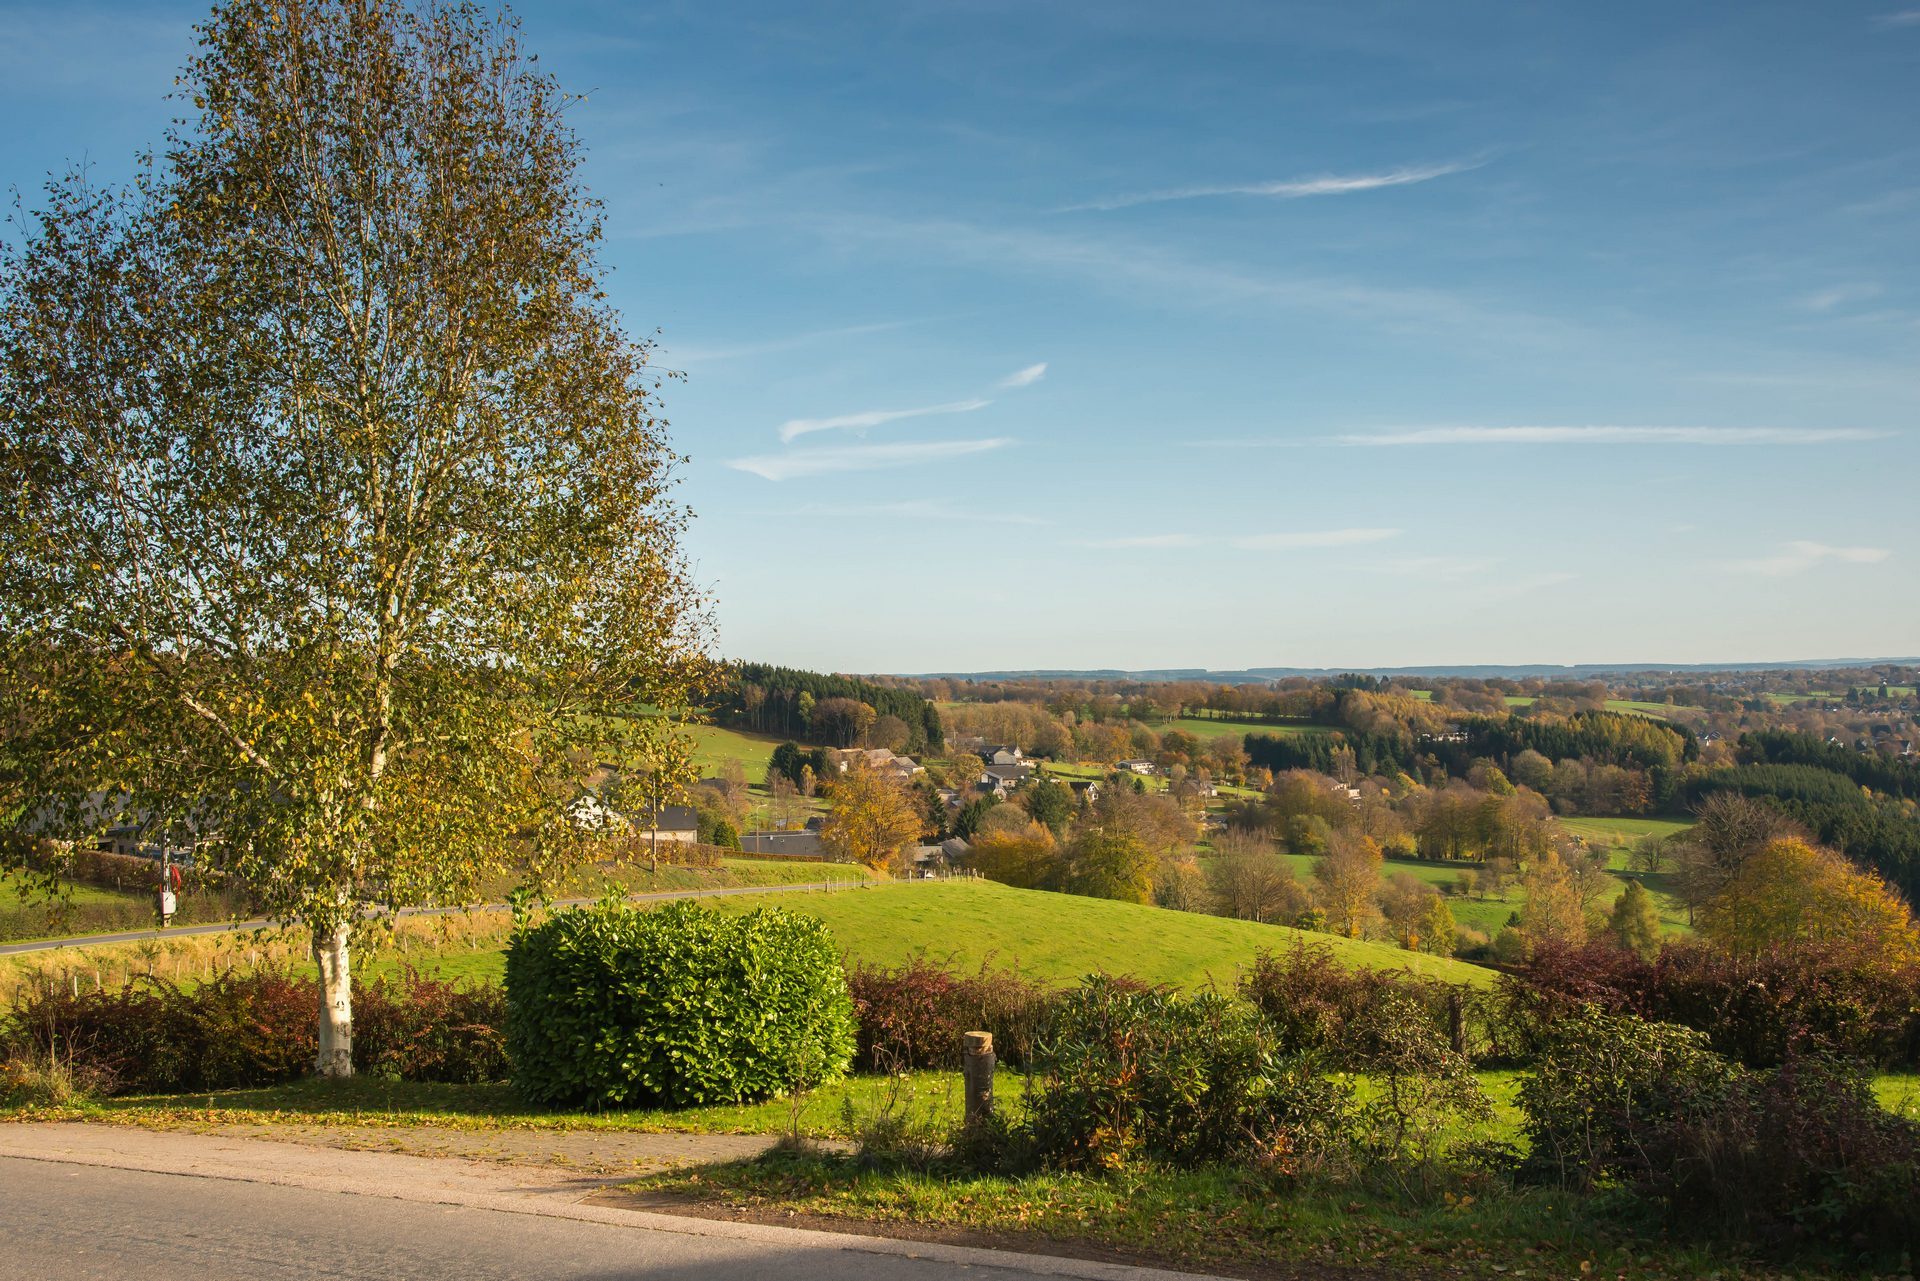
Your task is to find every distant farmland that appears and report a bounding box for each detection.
[1162,715,1327,740]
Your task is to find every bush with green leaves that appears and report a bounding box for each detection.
[1011,976,1352,1172]
[1518,1005,1738,1189]
[504,898,856,1108]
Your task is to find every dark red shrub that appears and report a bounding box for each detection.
[2,972,316,1093]
[1509,940,1920,1069]
[3,969,510,1094]
[352,969,508,1083]
[846,956,1055,1071]
[1239,942,1475,1064]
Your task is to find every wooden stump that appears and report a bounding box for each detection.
[962,1030,995,1126]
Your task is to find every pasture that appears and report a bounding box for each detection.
[1158,715,1328,741]
[3,876,1495,998]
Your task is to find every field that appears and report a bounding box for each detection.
[4,876,1495,995]
[1766,687,1913,704]
[0,880,134,912]
[1253,841,1693,939]
[1556,815,1693,844]
[1155,715,1327,740]
[686,722,791,779]
[1495,695,1676,717]
[409,879,1492,989]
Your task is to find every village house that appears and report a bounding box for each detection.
[831,747,925,782]
[1116,758,1157,775]
[980,762,1033,797]
[738,829,825,858]
[637,804,700,844]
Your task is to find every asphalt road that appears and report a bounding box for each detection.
[0,877,888,957]
[3,1156,1067,1281]
[0,1127,1214,1281]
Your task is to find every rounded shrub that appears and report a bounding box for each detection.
[504,898,856,1108]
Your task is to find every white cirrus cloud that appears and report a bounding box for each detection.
[1800,282,1884,312]
[727,438,1010,482]
[1061,161,1480,213]
[999,362,1049,389]
[778,398,992,444]
[1727,541,1891,576]
[1332,425,1889,447]
[1873,8,1920,25]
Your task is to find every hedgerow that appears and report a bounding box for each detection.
[504,898,855,1108]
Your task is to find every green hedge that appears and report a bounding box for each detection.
[503,899,856,1108]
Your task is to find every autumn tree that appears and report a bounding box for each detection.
[1671,792,1799,922]
[811,697,876,748]
[968,818,1055,889]
[1608,879,1662,960]
[820,760,921,872]
[1415,893,1458,955]
[1699,837,1920,968]
[1380,872,1444,951]
[1058,828,1154,903]
[1521,851,1588,947]
[1313,832,1383,938]
[1207,828,1308,924]
[763,771,800,829]
[0,0,710,1076]
[865,714,911,753]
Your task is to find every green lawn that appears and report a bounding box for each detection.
[0,879,136,911]
[687,723,796,779]
[1556,815,1693,844]
[1603,699,1676,716]
[1155,715,1327,741]
[395,880,1497,990]
[5,876,1495,993]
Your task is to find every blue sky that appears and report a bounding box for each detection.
[4,2,1917,672]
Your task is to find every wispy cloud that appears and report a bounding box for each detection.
[999,362,1049,389]
[1727,541,1891,576]
[1332,426,1889,447]
[778,398,991,444]
[1872,9,1920,26]
[728,438,1010,482]
[821,215,1569,347]
[1800,283,1884,312]
[1077,528,1400,551]
[1061,161,1481,213]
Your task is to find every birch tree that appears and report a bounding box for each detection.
[0,0,711,1076]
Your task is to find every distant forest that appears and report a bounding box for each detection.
[712,662,944,752]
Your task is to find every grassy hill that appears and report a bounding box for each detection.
[422,879,1494,990]
[6,876,1495,995]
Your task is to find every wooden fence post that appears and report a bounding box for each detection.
[962,1030,995,1126]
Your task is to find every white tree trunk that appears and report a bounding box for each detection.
[314,924,353,1078]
